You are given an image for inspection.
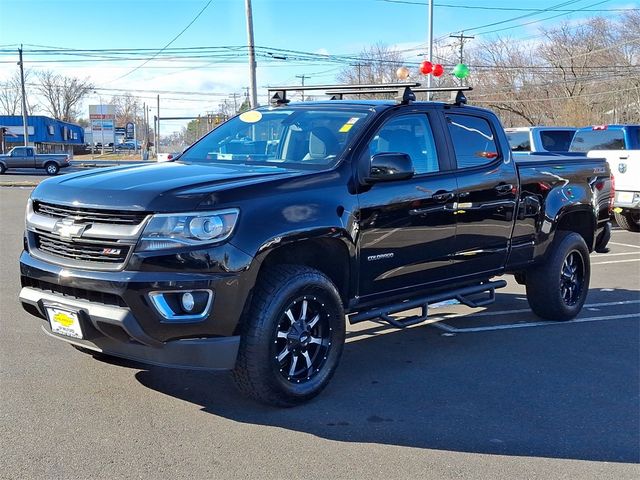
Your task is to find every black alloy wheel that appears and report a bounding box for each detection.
[273,296,332,384]
[233,265,345,407]
[560,250,585,307]
[525,231,590,321]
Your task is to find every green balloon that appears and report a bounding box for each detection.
[453,63,470,79]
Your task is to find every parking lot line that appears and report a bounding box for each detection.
[610,242,640,249]
[591,258,640,265]
[431,312,639,333]
[438,299,640,318]
[593,252,640,257]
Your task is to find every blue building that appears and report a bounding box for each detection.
[0,115,84,155]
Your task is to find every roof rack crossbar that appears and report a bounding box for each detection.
[267,82,421,94]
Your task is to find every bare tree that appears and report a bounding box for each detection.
[337,43,405,98]
[110,93,141,126]
[35,70,94,122]
[467,15,639,127]
[0,70,26,116]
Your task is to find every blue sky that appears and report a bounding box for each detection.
[0,0,635,133]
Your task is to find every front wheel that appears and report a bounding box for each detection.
[44,162,60,175]
[0,163,6,174]
[233,265,345,407]
[525,231,590,321]
[614,211,640,232]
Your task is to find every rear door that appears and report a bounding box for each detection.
[356,109,457,299]
[444,111,518,278]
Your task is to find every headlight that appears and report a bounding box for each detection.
[136,208,239,251]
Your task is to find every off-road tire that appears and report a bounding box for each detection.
[232,265,345,407]
[44,162,59,175]
[525,231,590,321]
[614,211,640,233]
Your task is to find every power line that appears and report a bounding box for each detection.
[474,0,613,36]
[106,0,215,84]
[378,0,637,12]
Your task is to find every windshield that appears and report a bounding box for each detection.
[179,107,372,169]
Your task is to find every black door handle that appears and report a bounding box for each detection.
[495,184,514,194]
[432,191,455,202]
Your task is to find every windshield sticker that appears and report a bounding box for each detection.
[239,110,263,123]
[339,117,360,133]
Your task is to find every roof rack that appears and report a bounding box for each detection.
[267,83,472,107]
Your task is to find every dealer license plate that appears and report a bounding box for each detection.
[617,192,634,204]
[46,307,83,339]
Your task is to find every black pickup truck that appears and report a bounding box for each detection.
[19,85,612,407]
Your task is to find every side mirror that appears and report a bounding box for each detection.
[365,152,414,183]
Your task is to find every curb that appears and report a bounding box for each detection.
[0,181,39,187]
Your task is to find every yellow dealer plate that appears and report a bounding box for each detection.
[47,307,83,339]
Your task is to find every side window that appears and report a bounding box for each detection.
[13,149,25,157]
[446,114,499,169]
[368,114,439,174]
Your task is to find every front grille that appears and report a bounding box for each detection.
[35,230,130,264]
[21,276,127,307]
[34,201,147,225]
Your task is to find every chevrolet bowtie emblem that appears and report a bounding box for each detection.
[53,218,86,240]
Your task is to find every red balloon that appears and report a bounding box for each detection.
[433,64,444,77]
[419,60,433,75]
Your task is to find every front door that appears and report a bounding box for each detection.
[357,111,457,300]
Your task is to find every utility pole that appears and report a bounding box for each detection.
[450,31,474,85]
[245,0,258,108]
[230,92,240,113]
[18,45,29,146]
[155,94,160,156]
[295,74,308,101]
[426,0,434,100]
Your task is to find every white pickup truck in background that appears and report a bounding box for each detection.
[570,125,640,232]
[506,126,577,153]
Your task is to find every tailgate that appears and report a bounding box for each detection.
[588,150,639,192]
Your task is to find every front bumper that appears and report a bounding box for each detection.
[20,286,239,370]
[19,243,257,370]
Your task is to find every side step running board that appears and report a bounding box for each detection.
[349,280,507,328]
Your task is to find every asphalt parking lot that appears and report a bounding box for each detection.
[0,186,638,479]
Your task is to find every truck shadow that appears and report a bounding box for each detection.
[130,290,639,463]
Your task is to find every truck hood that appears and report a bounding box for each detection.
[31,161,303,212]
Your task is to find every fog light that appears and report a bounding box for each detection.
[148,289,214,322]
[181,292,195,312]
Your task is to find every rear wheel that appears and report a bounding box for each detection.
[614,211,640,232]
[44,162,59,175]
[233,265,345,407]
[525,231,590,321]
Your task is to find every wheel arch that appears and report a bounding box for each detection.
[554,206,596,252]
[253,234,355,307]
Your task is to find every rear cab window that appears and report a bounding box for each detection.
[506,131,530,152]
[570,128,626,152]
[540,130,575,152]
[446,114,500,169]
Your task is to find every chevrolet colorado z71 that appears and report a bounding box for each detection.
[19,85,612,406]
